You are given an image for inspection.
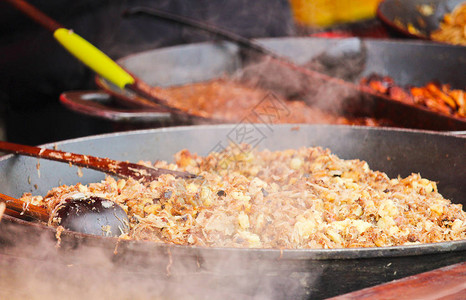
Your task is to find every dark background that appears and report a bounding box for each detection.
[0,0,294,145]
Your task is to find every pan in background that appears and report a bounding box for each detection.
[59,90,189,131]
[0,124,465,299]
[59,91,217,131]
[94,37,466,131]
[377,0,464,40]
[60,91,170,122]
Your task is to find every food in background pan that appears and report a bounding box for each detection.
[156,78,389,126]
[431,2,466,46]
[20,144,466,249]
[361,75,466,118]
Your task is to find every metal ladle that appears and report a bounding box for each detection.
[0,192,129,237]
[0,140,196,235]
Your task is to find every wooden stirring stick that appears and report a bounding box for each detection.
[0,193,49,222]
[0,141,196,182]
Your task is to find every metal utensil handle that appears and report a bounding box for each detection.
[5,0,136,90]
[123,7,349,86]
[53,29,135,89]
[123,7,279,59]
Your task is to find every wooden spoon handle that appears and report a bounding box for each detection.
[0,140,195,182]
[0,140,121,175]
[3,207,39,222]
[4,0,62,32]
[0,193,49,222]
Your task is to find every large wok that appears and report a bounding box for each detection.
[0,124,465,299]
[89,37,466,130]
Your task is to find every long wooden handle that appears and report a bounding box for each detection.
[0,193,49,222]
[0,140,123,176]
[4,0,62,32]
[0,141,195,182]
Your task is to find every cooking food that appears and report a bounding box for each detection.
[431,2,466,46]
[19,144,466,249]
[0,190,130,236]
[160,78,386,126]
[361,75,466,118]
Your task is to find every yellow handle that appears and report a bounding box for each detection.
[53,28,134,89]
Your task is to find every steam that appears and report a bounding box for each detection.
[0,218,320,299]
[231,44,368,117]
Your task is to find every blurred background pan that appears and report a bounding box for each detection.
[377,0,465,41]
[92,37,466,131]
[59,91,196,132]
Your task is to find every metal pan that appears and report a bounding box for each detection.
[377,0,464,40]
[59,90,219,131]
[59,90,171,122]
[59,90,181,131]
[0,124,465,299]
[95,37,466,131]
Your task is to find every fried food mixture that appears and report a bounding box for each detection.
[431,2,466,46]
[21,145,466,249]
[160,79,385,126]
[361,75,466,118]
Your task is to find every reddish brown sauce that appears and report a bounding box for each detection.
[163,79,384,126]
